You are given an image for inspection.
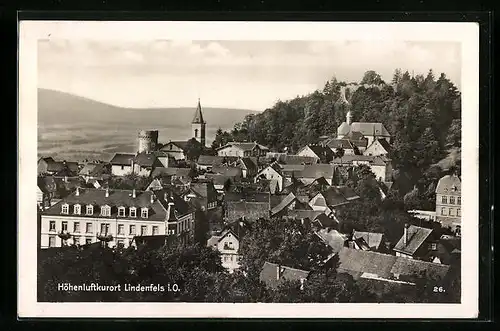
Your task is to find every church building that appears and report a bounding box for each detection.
[337,110,391,146]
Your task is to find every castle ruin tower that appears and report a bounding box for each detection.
[137,130,159,154]
[191,98,206,146]
[346,109,353,126]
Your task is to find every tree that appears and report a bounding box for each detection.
[361,70,384,85]
[184,138,203,162]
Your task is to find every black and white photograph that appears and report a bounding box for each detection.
[18,21,479,318]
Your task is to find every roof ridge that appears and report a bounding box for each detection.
[264,261,310,273]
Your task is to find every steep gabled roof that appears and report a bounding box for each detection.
[316,228,346,254]
[353,231,384,250]
[298,164,335,180]
[435,174,461,195]
[338,248,397,279]
[350,122,391,137]
[192,99,206,124]
[393,225,433,256]
[390,258,450,281]
[259,262,310,289]
[109,153,135,166]
[270,192,297,216]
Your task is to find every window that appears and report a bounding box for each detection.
[61,204,69,214]
[441,207,446,215]
[74,237,80,245]
[62,221,68,231]
[121,165,124,170]
[101,205,111,217]
[441,196,447,204]
[457,208,461,217]
[430,243,437,250]
[118,224,124,235]
[152,226,159,235]
[49,236,56,247]
[74,204,81,215]
[449,196,455,204]
[86,238,92,245]
[100,223,110,234]
[129,225,136,235]
[86,222,92,233]
[129,207,137,218]
[194,128,198,138]
[141,208,149,218]
[449,208,454,216]
[49,221,56,232]
[141,225,147,236]
[455,226,461,236]
[73,222,80,233]
[118,207,125,217]
[457,197,461,205]
[86,205,94,215]
[117,239,125,248]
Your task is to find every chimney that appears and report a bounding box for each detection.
[164,192,168,201]
[403,223,409,246]
[132,189,136,198]
[276,265,282,280]
[105,188,109,197]
[150,192,155,204]
[75,187,80,196]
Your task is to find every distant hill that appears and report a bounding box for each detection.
[38,88,259,128]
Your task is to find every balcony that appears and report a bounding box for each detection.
[96,232,114,242]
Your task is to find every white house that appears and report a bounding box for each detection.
[217,142,269,158]
[207,229,241,273]
[255,164,284,192]
[363,138,392,157]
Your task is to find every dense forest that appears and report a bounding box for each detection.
[212,69,462,209]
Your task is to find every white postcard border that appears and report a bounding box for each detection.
[18,21,479,319]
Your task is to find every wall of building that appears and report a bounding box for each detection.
[217,232,241,273]
[297,147,320,160]
[40,214,167,249]
[217,146,244,157]
[255,167,283,191]
[435,192,461,231]
[111,165,133,176]
[138,130,159,153]
[371,164,391,182]
[364,141,388,156]
[192,123,206,146]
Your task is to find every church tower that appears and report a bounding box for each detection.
[191,98,206,146]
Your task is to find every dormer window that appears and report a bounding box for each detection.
[129,207,137,218]
[61,203,69,214]
[118,206,126,217]
[141,207,149,218]
[73,204,81,215]
[86,205,94,215]
[101,205,111,217]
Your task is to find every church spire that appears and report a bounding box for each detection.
[192,98,205,124]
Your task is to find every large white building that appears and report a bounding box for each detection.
[435,174,461,234]
[40,187,195,249]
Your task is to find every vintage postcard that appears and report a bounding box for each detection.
[18,21,479,318]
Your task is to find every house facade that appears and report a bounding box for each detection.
[363,138,392,157]
[217,142,269,158]
[40,188,195,249]
[435,174,461,233]
[207,229,241,273]
[255,164,284,192]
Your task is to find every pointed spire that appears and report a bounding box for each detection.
[192,98,205,124]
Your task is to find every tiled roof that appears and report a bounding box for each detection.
[435,174,461,195]
[151,167,192,179]
[239,157,258,172]
[190,182,218,201]
[330,154,391,166]
[134,152,163,168]
[375,139,392,154]
[302,145,334,161]
[205,174,234,187]
[211,166,242,178]
[316,229,346,254]
[337,122,351,136]
[109,153,135,165]
[393,225,433,256]
[197,155,232,166]
[225,201,270,222]
[338,248,397,279]
[345,130,366,142]
[217,142,269,152]
[79,163,104,176]
[350,122,391,137]
[313,214,339,229]
[280,164,306,172]
[192,99,205,124]
[224,191,270,203]
[207,235,222,248]
[280,155,318,165]
[163,140,192,151]
[259,261,310,289]
[390,258,450,281]
[298,164,335,180]
[326,139,355,150]
[353,231,384,250]
[334,186,360,201]
[318,187,349,207]
[287,209,325,221]
[43,188,192,221]
[270,192,297,216]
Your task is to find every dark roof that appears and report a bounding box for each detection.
[217,142,269,152]
[281,155,318,165]
[393,225,433,256]
[190,182,217,201]
[109,153,135,166]
[151,167,192,179]
[192,99,206,124]
[162,140,197,151]
[224,191,270,203]
[239,157,258,172]
[297,164,335,180]
[270,193,297,216]
[316,229,346,254]
[259,262,310,289]
[345,130,367,141]
[79,163,106,177]
[353,231,384,250]
[44,188,192,221]
[287,209,324,221]
[302,145,334,161]
[338,248,397,279]
[313,214,339,229]
[211,166,242,177]
[42,159,79,174]
[225,201,270,222]
[132,235,176,250]
[326,139,356,150]
[318,187,349,207]
[307,177,330,187]
[205,174,234,186]
[197,155,236,166]
[37,176,59,194]
[350,122,391,137]
[375,139,392,153]
[134,152,163,168]
[334,186,360,201]
[390,258,450,281]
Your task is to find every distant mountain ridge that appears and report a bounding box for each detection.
[38,88,259,127]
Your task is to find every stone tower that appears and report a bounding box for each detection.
[137,130,159,153]
[191,98,206,146]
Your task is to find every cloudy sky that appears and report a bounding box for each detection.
[38,39,461,110]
